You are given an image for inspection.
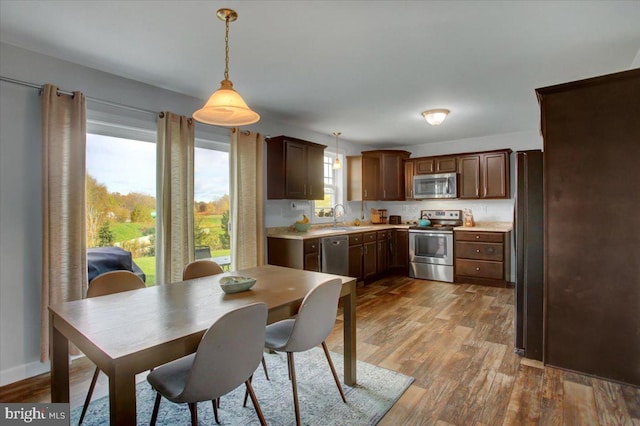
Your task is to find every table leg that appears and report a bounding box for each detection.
[109,368,137,425]
[50,314,69,403]
[342,280,357,386]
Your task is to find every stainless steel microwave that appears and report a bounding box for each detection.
[413,172,458,199]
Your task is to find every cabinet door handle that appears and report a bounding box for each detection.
[475,235,480,239]
[476,249,480,253]
[383,189,386,198]
[476,267,480,271]
[364,189,368,197]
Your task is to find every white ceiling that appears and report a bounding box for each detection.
[1,1,639,147]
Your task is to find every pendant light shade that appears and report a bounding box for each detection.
[193,9,260,127]
[193,79,260,126]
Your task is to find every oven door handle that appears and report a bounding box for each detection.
[409,231,452,238]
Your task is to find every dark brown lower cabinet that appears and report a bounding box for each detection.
[390,229,409,272]
[454,231,510,287]
[363,232,377,280]
[376,230,389,274]
[303,238,320,272]
[267,237,320,271]
[348,233,364,282]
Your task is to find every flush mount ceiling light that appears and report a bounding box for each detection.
[422,109,450,126]
[193,8,260,127]
[332,132,342,170]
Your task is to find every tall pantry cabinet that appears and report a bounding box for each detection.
[536,69,640,386]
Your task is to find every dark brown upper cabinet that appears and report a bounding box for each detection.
[266,135,326,200]
[458,150,511,199]
[414,156,457,174]
[404,160,415,200]
[348,150,410,201]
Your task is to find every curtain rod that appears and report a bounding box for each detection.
[1,75,158,117]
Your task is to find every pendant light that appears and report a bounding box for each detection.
[422,109,449,126]
[332,132,342,170]
[193,8,260,127]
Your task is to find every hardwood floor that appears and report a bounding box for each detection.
[326,275,640,425]
[1,275,638,425]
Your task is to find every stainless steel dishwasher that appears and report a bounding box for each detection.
[320,235,349,276]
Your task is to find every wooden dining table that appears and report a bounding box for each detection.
[49,264,357,425]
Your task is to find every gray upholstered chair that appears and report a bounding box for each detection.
[182,259,224,280]
[79,270,146,424]
[147,303,268,426]
[264,278,346,426]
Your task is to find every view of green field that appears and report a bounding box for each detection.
[111,213,230,287]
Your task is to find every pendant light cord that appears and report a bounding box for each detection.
[224,16,230,81]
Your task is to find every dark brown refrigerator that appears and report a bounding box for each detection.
[514,150,544,361]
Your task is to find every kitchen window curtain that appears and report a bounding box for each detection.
[41,84,87,362]
[156,112,195,284]
[230,129,265,270]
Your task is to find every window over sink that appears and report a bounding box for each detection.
[312,153,344,223]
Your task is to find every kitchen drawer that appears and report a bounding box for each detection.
[456,259,504,280]
[364,232,377,243]
[455,231,504,243]
[456,241,503,261]
[376,230,389,240]
[349,233,364,245]
[304,238,320,254]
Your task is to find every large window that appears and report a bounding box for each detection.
[86,133,231,286]
[193,147,230,266]
[86,134,157,284]
[313,153,343,221]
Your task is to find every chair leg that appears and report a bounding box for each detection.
[211,399,220,424]
[245,379,267,426]
[287,352,301,426]
[150,393,161,426]
[188,402,197,426]
[243,374,253,407]
[261,355,270,380]
[79,366,100,424]
[322,341,347,403]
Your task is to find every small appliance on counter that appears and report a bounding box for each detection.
[370,208,389,224]
[389,215,401,224]
[463,209,475,227]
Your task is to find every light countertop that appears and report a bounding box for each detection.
[267,224,410,240]
[453,221,512,232]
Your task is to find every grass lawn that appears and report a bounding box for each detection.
[111,222,153,242]
[133,256,156,286]
[133,249,230,287]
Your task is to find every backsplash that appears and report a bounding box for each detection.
[265,198,514,228]
[373,199,515,224]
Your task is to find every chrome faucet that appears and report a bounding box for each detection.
[332,204,346,228]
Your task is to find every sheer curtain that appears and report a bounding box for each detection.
[40,84,87,362]
[156,112,195,284]
[230,129,265,270]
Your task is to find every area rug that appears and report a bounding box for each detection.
[71,348,413,425]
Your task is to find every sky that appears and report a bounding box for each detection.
[86,134,229,202]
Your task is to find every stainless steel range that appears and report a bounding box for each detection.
[409,210,462,282]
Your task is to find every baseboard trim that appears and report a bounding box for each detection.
[0,360,50,387]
